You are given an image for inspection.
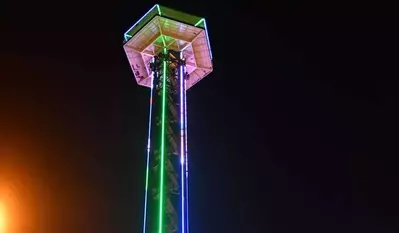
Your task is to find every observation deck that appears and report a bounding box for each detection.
[123,4,213,89]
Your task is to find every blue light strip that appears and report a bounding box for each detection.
[179,52,186,233]
[183,66,190,233]
[203,19,213,60]
[124,4,159,41]
[143,65,155,233]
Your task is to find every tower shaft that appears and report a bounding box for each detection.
[144,50,189,233]
[123,5,213,233]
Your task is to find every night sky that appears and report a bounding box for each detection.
[1,0,399,232]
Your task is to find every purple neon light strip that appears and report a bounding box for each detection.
[143,69,155,233]
[183,69,190,233]
[179,53,186,233]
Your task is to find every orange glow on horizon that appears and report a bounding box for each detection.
[1,135,58,232]
[0,201,6,233]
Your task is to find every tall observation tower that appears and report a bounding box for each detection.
[123,4,213,233]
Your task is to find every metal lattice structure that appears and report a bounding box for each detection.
[123,4,213,233]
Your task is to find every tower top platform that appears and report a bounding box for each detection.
[123,4,213,89]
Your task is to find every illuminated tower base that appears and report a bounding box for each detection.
[123,4,213,233]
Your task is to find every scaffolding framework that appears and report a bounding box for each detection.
[123,4,213,233]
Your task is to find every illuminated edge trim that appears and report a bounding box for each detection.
[194,18,213,60]
[124,4,159,41]
[184,67,190,233]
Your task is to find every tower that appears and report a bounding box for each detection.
[123,4,213,233]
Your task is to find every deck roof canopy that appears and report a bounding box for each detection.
[123,4,213,89]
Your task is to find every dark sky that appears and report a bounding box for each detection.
[1,0,399,232]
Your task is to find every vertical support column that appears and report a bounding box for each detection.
[146,50,185,233]
[183,68,190,233]
[145,51,171,233]
[178,52,186,233]
[158,49,168,233]
[164,51,179,233]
